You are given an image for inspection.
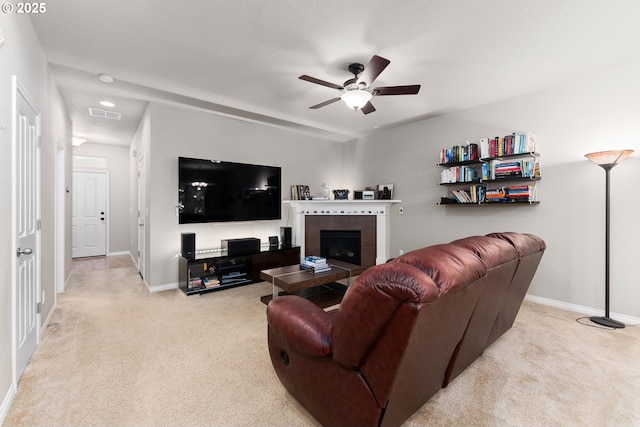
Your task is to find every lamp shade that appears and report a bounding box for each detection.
[585,150,634,168]
[341,89,372,110]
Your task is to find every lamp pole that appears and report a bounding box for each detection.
[589,162,625,329]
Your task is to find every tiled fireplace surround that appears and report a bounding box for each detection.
[287,200,400,266]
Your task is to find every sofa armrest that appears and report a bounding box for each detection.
[267,296,334,357]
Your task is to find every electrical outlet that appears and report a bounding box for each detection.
[399,249,404,255]
[399,207,404,215]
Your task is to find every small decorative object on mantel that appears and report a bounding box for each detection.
[319,182,332,199]
[332,189,349,200]
[377,184,393,200]
[291,185,312,200]
[363,187,376,200]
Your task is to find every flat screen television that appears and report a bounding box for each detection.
[178,157,281,224]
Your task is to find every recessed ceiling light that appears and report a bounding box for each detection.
[100,101,115,107]
[98,73,114,84]
[72,136,87,146]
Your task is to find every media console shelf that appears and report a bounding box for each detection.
[179,245,301,296]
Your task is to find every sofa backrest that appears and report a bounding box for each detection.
[444,235,519,386]
[484,232,546,345]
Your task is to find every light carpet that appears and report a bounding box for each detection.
[4,256,640,427]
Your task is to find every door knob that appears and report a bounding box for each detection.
[16,247,33,257]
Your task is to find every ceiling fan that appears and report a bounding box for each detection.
[299,55,421,114]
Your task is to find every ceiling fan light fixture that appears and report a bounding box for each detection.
[341,89,372,110]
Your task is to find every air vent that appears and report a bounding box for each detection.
[88,107,122,120]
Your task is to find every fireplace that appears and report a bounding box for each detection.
[320,230,361,265]
[304,215,376,267]
[288,200,400,266]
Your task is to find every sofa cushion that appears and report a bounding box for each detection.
[391,244,486,293]
[486,232,546,258]
[450,235,518,267]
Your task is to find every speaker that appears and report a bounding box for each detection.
[268,236,279,247]
[280,227,292,247]
[181,233,196,260]
[221,237,261,255]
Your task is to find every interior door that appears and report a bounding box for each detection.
[137,155,145,277]
[72,171,106,258]
[14,78,40,380]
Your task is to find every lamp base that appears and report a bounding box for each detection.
[590,316,625,329]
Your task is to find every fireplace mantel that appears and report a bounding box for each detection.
[284,200,401,265]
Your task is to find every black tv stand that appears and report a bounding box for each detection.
[179,245,300,296]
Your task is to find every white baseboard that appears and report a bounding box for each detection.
[108,251,131,257]
[525,294,640,325]
[147,281,179,293]
[0,382,16,427]
[63,272,72,293]
[40,301,57,340]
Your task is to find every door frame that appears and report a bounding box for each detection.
[71,169,109,258]
[137,155,145,278]
[11,76,41,386]
[55,142,66,293]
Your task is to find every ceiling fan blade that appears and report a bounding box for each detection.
[309,97,341,109]
[360,101,376,115]
[374,85,421,96]
[357,55,390,86]
[299,75,344,91]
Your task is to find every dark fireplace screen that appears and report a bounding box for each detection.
[320,230,362,265]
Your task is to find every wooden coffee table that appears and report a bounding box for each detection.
[260,259,367,306]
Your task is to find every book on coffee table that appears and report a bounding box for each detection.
[300,256,330,273]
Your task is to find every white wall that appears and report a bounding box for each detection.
[0,13,72,422]
[344,62,640,318]
[142,102,345,289]
[73,143,131,254]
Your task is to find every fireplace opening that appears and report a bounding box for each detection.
[320,230,362,265]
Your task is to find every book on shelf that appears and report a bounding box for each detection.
[505,185,533,201]
[451,189,473,203]
[444,132,537,162]
[481,159,540,180]
[203,277,221,288]
[485,187,507,202]
[440,165,478,183]
[439,142,479,164]
[189,278,204,290]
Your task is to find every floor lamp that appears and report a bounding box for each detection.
[584,149,634,329]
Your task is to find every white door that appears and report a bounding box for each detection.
[137,156,145,277]
[72,171,107,258]
[14,78,40,380]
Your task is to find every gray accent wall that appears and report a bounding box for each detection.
[343,61,640,319]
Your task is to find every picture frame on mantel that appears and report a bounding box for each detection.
[377,184,393,200]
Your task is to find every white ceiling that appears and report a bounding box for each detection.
[30,0,640,146]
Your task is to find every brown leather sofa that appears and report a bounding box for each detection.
[266,232,545,427]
